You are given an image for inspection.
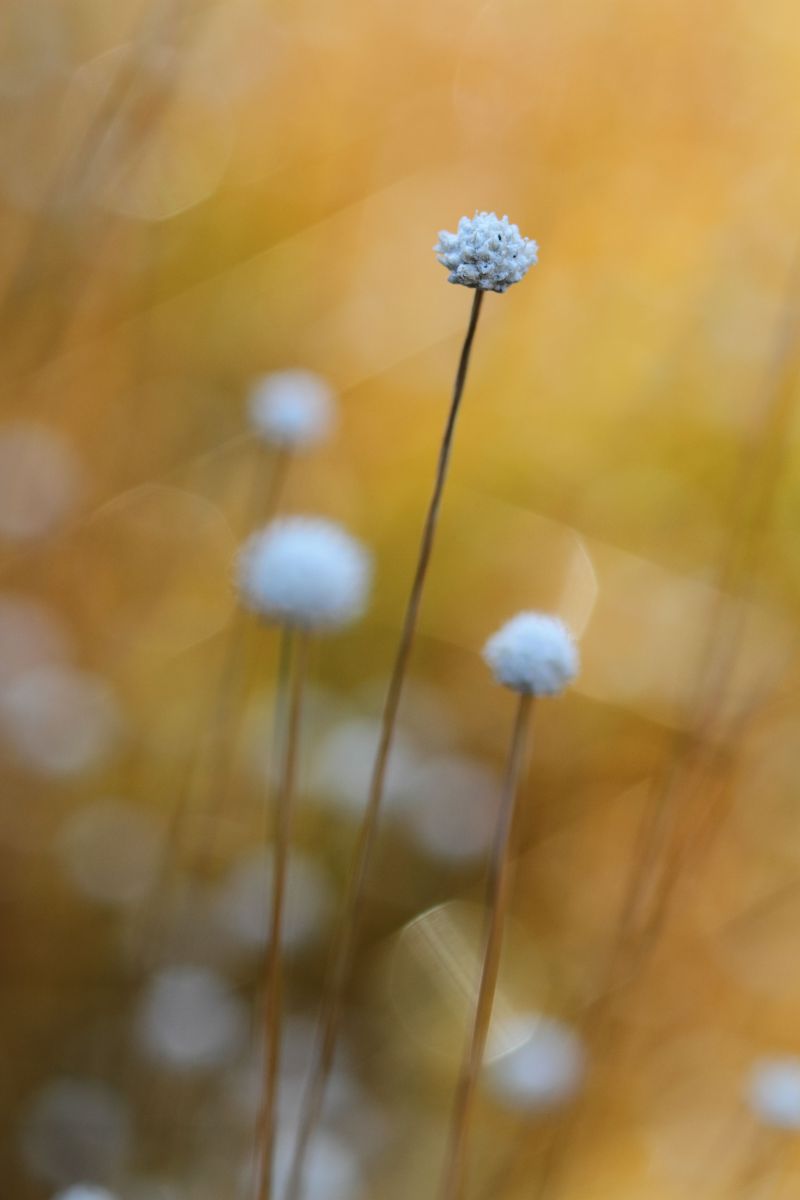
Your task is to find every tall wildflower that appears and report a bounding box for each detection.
[440,612,578,1200]
[236,516,372,1200]
[178,374,338,864]
[286,212,539,1198]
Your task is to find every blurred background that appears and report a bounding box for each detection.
[3,0,800,1196]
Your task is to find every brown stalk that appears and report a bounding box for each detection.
[439,692,533,1200]
[256,627,310,1200]
[284,286,486,1200]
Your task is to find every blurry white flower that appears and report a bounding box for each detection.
[483,612,578,696]
[747,1057,800,1129]
[434,212,538,293]
[0,422,83,540]
[213,849,333,954]
[248,370,335,449]
[272,1130,362,1200]
[310,718,418,815]
[403,755,500,864]
[54,1187,119,1200]
[136,966,246,1071]
[0,666,122,776]
[236,517,372,632]
[0,594,72,685]
[485,1013,585,1111]
[21,1079,130,1187]
[225,1016,356,1127]
[56,800,163,907]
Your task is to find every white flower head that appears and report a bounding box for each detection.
[236,517,372,632]
[483,612,578,696]
[747,1057,800,1129]
[248,369,335,450]
[434,211,538,293]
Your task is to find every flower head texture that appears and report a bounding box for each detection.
[248,369,335,449]
[236,517,372,632]
[747,1058,800,1129]
[483,612,578,696]
[434,211,538,293]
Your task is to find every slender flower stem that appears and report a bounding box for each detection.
[201,445,291,830]
[256,628,309,1200]
[284,287,485,1200]
[440,692,533,1200]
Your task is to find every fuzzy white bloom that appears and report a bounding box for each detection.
[483,612,578,696]
[248,370,335,449]
[747,1057,800,1129]
[434,211,538,293]
[236,517,372,632]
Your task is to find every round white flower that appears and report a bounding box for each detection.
[483,612,578,696]
[434,211,538,293]
[747,1057,800,1129]
[236,517,372,632]
[248,370,335,449]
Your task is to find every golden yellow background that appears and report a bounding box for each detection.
[3,0,800,1196]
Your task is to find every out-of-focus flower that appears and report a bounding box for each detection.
[56,800,163,908]
[21,1079,130,1187]
[403,755,500,864]
[53,1187,119,1200]
[483,612,578,695]
[310,718,419,815]
[0,422,83,540]
[213,849,333,955]
[0,666,122,776]
[236,517,372,632]
[248,370,335,450]
[434,212,538,292]
[485,1013,585,1111]
[272,1130,362,1200]
[225,1016,356,1127]
[0,594,72,685]
[136,966,246,1071]
[747,1057,800,1129]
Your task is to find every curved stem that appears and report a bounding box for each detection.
[440,692,533,1200]
[256,628,309,1200]
[285,287,485,1200]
